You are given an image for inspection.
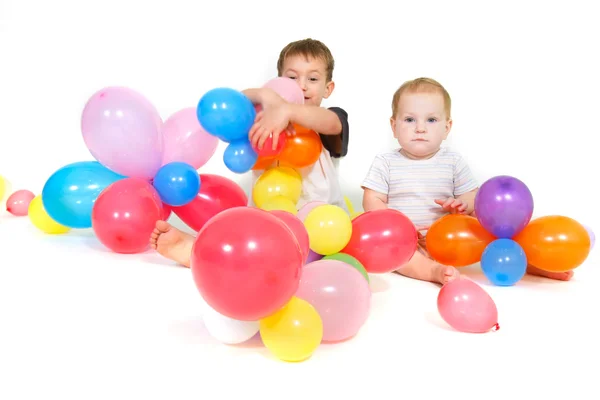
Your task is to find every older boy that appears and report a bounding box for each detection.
[361,77,573,284]
[150,38,350,267]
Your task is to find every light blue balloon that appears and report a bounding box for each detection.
[196,87,256,143]
[481,238,527,286]
[42,161,126,229]
[223,139,258,174]
[152,162,201,207]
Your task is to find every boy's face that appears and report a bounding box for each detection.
[390,91,452,159]
[280,55,334,106]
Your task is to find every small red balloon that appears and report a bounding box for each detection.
[91,178,163,254]
[6,189,35,216]
[254,132,287,157]
[341,209,418,273]
[191,207,303,321]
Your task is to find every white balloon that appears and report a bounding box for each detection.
[202,305,260,344]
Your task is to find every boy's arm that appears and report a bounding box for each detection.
[284,103,342,135]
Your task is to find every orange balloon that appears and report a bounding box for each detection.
[513,215,590,272]
[426,214,496,267]
[278,124,322,169]
[252,155,277,170]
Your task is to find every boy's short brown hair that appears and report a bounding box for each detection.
[277,38,335,82]
[391,77,452,119]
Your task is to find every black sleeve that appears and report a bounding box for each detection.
[320,106,349,158]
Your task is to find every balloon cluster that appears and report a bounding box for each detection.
[428,175,593,333]
[30,86,255,252]
[192,195,423,361]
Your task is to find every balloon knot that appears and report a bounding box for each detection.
[492,323,500,332]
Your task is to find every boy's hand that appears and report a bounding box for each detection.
[434,197,468,214]
[249,104,293,150]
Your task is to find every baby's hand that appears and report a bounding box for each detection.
[434,197,467,214]
[249,105,292,150]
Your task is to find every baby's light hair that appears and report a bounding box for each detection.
[391,77,451,119]
[277,38,335,82]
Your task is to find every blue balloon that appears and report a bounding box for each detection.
[42,161,126,228]
[152,162,200,206]
[481,238,527,286]
[223,139,258,174]
[196,87,256,143]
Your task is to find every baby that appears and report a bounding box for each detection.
[361,77,573,284]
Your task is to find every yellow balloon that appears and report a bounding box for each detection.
[351,211,364,220]
[304,204,352,255]
[344,195,355,215]
[260,297,323,362]
[0,175,7,202]
[260,195,298,214]
[252,167,302,208]
[28,195,71,234]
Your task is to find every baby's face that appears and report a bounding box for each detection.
[280,55,333,106]
[391,91,451,159]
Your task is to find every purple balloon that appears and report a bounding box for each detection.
[305,249,323,264]
[474,175,534,238]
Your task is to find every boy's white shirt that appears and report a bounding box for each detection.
[248,146,348,213]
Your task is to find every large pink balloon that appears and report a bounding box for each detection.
[437,278,499,333]
[262,77,305,105]
[161,108,219,169]
[81,87,164,180]
[296,260,371,342]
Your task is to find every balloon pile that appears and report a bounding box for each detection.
[192,204,420,362]
[426,175,592,287]
[31,86,254,252]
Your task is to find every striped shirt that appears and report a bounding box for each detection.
[361,147,479,228]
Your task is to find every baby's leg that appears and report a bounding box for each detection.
[526,265,574,281]
[393,246,460,285]
[149,220,196,268]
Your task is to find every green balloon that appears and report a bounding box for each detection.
[322,252,370,283]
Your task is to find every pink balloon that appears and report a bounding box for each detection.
[296,260,371,342]
[296,201,327,222]
[161,108,219,170]
[81,87,164,180]
[437,278,499,333]
[6,189,35,216]
[269,210,310,263]
[262,77,305,105]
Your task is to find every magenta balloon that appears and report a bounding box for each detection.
[437,278,499,333]
[296,260,371,342]
[262,77,305,105]
[81,87,164,180]
[161,108,219,169]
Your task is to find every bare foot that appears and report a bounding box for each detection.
[434,264,461,285]
[149,220,195,268]
[393,248,460,285]
[526,264,574,281]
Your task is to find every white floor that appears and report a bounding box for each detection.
[0,211,598,400]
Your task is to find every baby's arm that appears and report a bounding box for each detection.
[363,188,388,211]
[456,188,478,215]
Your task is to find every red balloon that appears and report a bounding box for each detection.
[172,174,248,231]
[269,209,310,263]
[191,207,303,321]
[92,178,163,254]
[161,203,172,220]
[254,132,287,157]
[341,209,418,273]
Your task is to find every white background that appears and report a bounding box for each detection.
[1,1,598,399]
